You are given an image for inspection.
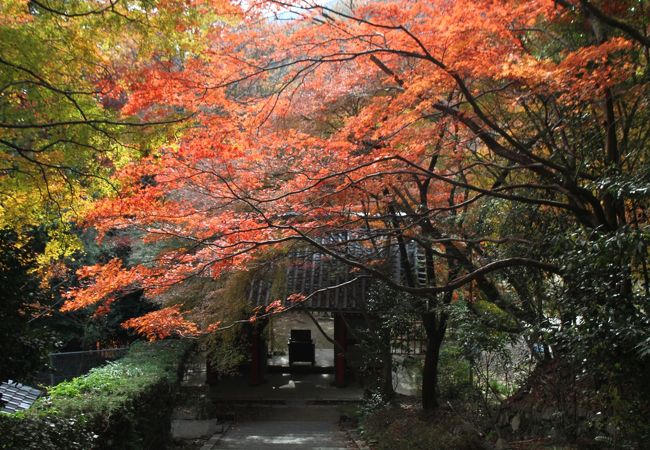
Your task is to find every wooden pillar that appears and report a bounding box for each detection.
[250,324,264,386]
[334,312,347,387]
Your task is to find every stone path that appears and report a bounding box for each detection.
[208,404,353,449]
[171,348,363,450]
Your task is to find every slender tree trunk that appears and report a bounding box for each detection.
[380,326,395,400]
[421,311,447,410]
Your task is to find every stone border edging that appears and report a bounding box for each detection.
[199,421,232,450]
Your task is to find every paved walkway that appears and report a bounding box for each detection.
[203,373,362,449]
[211,404,353,449]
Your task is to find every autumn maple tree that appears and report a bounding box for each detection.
[0,0,246,383]
[61,0,650,410]
[0,0,234,270]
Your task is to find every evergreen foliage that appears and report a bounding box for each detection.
[0,339,192,450]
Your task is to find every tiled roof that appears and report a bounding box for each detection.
[250,237,426,311]
[0,380,42,413]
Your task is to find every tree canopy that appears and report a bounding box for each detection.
[0,0,231,269]
[3,0,649,426]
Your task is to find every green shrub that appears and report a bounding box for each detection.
[0,339,193,450]
[439,343,473,400]
[0,414,97,449]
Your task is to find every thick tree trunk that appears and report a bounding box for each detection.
[249,321,266,386]
[421,311,447,410]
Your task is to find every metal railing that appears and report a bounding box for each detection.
[34,347,128,386]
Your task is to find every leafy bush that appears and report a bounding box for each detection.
[0,339,193,450]
[0,414,97,449]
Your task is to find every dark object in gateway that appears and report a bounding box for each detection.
[288,329,315,365]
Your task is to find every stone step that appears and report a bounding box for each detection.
[171,418,229,439]
[211,420,352,449]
